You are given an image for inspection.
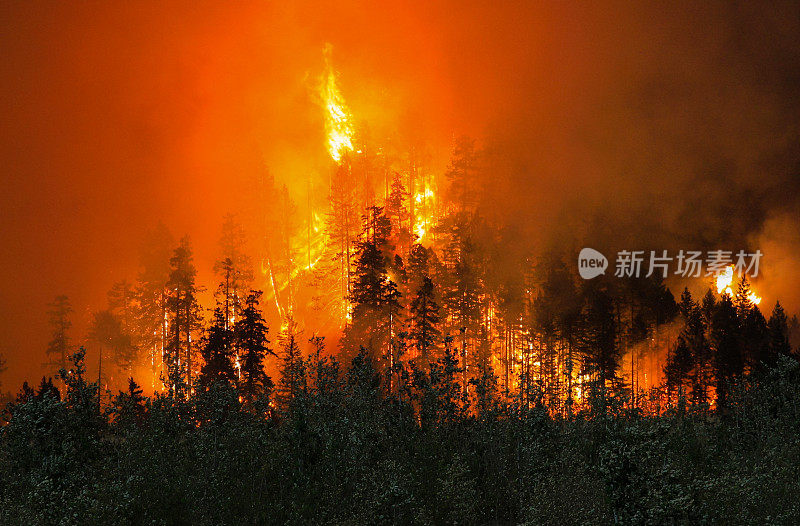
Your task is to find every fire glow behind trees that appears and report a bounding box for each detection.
[2,4,800,522]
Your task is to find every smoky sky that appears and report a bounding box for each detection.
[1,0,799,388]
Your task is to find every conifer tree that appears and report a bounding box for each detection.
[198,306,236,390]
[528,251,581,411]
[578,282,622,406]
[45,295,72,376]
[165,236,203,395]
[407,243,431,290]
[742,306,769,371]
[683,289,711,405]
[88,309,136,388]
[108,280,137,355]
[111,378,147,430]
[134,223,174,387]
[733,275,755,316]
[767,302,793,363]
[276,325,305,411]
[343,206,402,366]
[700,289,717,327]
[420,337,464,426]
[665,336,693,399]
[710,294,741,410]
[235,290,274,404]
[385,172,412,252]
[409,276,441,363]
[444,135,480,211]
[440,226,482,394]
[326,162,359,319]
[213,214,254,331]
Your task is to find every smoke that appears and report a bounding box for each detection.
[751,210,800,315]
[457,1,800,308]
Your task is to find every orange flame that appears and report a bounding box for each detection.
[715,265,761,305]
[321,44,353,163]
[716,265,734,296]
[414,186,436,241]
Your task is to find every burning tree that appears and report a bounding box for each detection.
[164,236,203,396]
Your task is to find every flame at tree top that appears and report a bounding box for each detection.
[716,265,762,305]
[321,44,353,163]
[716,266,735,296]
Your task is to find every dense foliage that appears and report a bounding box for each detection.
[2,347,799,525]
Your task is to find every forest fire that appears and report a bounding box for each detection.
[413,185,436,241]
[320,44,353,164]
[716,265,735,296]
[2,3,800,523]
[716,264,762,305]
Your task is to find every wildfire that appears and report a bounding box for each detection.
[413,185,436,241]
[715,265,762,305]
[321,44,354,163]
[716,266,735,296]
[414,187,434,204]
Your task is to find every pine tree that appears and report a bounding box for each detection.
[682,289,711,405]
[441,226,481,336]
[440,223,482,395]
[36,376,60,400]
[108,280,137,356]
[444,135,480,211]
[742,306,769,371]
[165,236,203,396]
[700,289,717,327]
[426,338,464,425]
[664,289,702,402]
[134,223,174,388]
[529,251,581,412]
[343,206,402,367]
[767,302,793,364]
[45,295,72,376]
[326,163,359,320]
[111,378,147,430]
[198,306,236,390]
[213,215,254,331]
[578,281,622,408]
[733,275,754,316]
[665,336,693,400]
[385,172,412,252]
[235,290,275,404]
[407,244,431,289]
[710,294,741,411]
[409,276,441,362]
[88,309,136,389]
[276,325,305,411]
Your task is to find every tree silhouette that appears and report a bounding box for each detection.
[409,276,441,363]
[235,291,275,405]
[45,295,72,377]
[165,236,203,395]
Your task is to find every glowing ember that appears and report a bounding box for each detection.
[321,44,353,163]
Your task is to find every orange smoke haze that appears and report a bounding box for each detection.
[1,1,799,391]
